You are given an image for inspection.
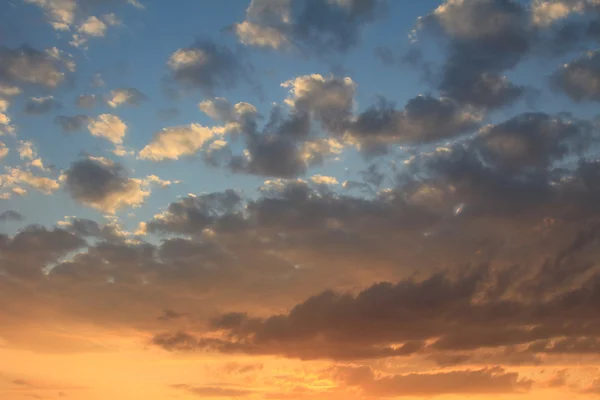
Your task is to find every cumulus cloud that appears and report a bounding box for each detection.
[347,95,482,153]
[87,114,127,145]
[0,141,8,159]
[552,49,600,102]
[412,0,532,109]
[0,210,24,222]
[282,74,356,133]
[139,123,224,161]
[166,40,250,95]
[23,96,62,115]
[54,115,91,133]
[233,0,385,55]
[475,112,593,171]
[107,88,147,108]
[0,167,60,197]
[0,45,72,89]
[63,157,150,213]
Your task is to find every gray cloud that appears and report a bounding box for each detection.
[414,0,532,109]
[475,112,594,171]
[166,39,250,95]
[347,95,482,153]
[0,45,71,89]
[63,157,150,213]
[234,0,386,55]
[23,96,62,115]
[0,210,24,222]
[107,87,147,108]
[54,115,91,133]
[552,49,600,102]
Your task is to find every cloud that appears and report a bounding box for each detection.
[139,123,224,161]
[0,210,24,222]
[63,157,150,213]
[57,216,130,243]
[233,0,385,55]
[0,142,8,159]
[0,225,86,279]
[552,49,600,102]
[76,94,98,109]
[87,114,127,145]
[0,167,60,197]
[55,115,91,133]
[25,0,137,48]
[23,96,62,115]
[335,365,532,397]
[413,0,531,109]
[347,95,482,153]
[474,112,593,171]
[107,88,147,108]
[0,45,72,89]
[144,190,244,235]
[281,74,356,133]
[166,40,250,95]
[171,384,253,398]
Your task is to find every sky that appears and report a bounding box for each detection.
[2,0,600,399]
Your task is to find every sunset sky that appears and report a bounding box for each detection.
[2,0,600,399]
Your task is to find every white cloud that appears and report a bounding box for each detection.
[107,88,146,108]
[310,174,339,185]
[0,142,8,159]
[0,167,60,198]
[139,123,224,161]
[88,114,127,145]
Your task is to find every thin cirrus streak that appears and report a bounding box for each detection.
[1,0,600,399]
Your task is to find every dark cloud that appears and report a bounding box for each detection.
[234,0,386,55]
[474,112,594,171]
[23,96,62,115]
[59,217,127,243]
[0,45,71,89]
[166,39,250,95]
[414,0,532,109]
[0,225,86,280]
[0,210,24,222]
[335,365,532,396]
[145,190,245,235]
[347,95,482,153]
[198,95,341,178]
[552,49,600,102]
[54,115,91,133]
[63,157,149,213]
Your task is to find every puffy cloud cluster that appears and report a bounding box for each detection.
[23,96,62,115]
[233,0,386,55]
[166,40,250,95]
[87,113,128,145]
[0,45,73,90]
[25,0,141,48]
[62,157,150,213]
[107,87,147,108]
[552,49,600,102]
